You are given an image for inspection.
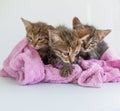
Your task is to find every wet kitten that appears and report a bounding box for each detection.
[73,17,111,60]
[48,25,87,77]
[21,18,53,64]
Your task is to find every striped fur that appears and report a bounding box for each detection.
[73,17,111,59]
[21,18,53,64]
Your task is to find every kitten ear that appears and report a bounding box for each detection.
[21,18,32,29]
[97,29,111,40]
[73,17,84,29]
[80,34,90,41]
[48,29,62,45]
[74,29,90,43]
[74,28,91,39]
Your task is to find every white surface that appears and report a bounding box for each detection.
[0,78,120,111]
[0,77,120,111]
[0,0,120,111]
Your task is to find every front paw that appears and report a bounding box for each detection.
[60,64,73,77]
[48,58,57,67]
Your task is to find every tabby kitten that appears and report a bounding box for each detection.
[21,18,53,64]
[73,17,111,60]
[48,25,88,77]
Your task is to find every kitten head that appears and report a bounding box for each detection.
[83,29,111,52]
[48,26,87,63]
[73,17,111,52]
[21,18,53,50]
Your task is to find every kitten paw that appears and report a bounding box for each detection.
[48,58,57,67]
[60,65,73,77]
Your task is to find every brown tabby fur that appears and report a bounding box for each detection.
[21,18,53,64]
[73,17,111,59]
[48,25,88,76]
[49,25,83,63]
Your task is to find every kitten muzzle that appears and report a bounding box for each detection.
[68,56,75,63]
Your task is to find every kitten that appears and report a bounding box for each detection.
[48,25,88,77]
[73,17,111,60]
[21,18,53,64]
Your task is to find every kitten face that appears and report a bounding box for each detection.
[21,18,50,50]
[26,30,48,50]
[48,27,82,63]
[82,30,111,52]
[82,32,100,52]
[73,17,111,52]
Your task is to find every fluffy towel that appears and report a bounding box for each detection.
[0,39,120,87]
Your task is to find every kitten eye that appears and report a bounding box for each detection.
[82,40,85,43]
[28,36,33,41]
[38,38,43,41]
[62,52,69,57]
[90,42,95,46]
[90,42,94,45]
[75,50,79,54]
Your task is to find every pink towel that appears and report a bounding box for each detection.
[1,39,120,87]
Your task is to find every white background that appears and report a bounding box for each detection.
[0,0,120,111]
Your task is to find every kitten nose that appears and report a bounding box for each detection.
[69,56,75,63]
[33,42,37,47]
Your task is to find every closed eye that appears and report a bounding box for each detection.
[90,42,98,48]
[54,49,69,57]
[62,52,69,57]
[90,42,94,45]
[54,49,62,54]
[28,36,33,41]
[38,37,44,41]
[75,50,79,55]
